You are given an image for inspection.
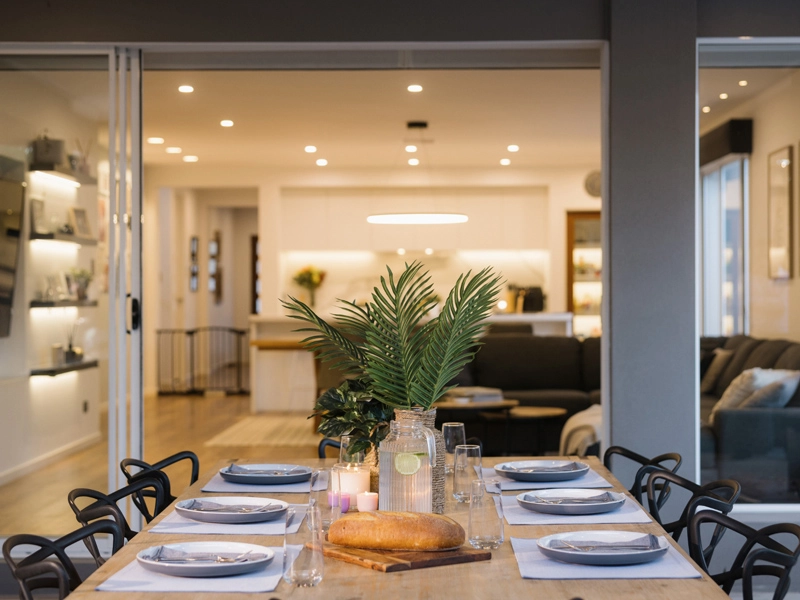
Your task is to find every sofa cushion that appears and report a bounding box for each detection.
[741,339,793,370]
[582,336,601,392]
[774,344,800,370]
[713,337,763,398]
[739,372,800,409]
[506,389,592,416]
[474,334,582,391]
[710,368,799,423]
[700,393,718,424]
[700,348,734,394]
[588,389,602,405]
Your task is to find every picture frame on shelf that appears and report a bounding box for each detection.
[768,146,793,279]
[30,198,47,234]
[68,206,92,238]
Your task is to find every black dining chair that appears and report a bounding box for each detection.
[120,450,200,503]
[318,437,341,458]
[643,468,741,546]
[3,514,124,600]
[688,510,800,600]
[603,445,683,505]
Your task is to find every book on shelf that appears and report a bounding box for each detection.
[442,386,504,403]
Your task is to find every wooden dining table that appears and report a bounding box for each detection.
[69,456,729,599]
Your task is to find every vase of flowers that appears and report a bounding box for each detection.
[293,265,326,307]
[283,261,501,513]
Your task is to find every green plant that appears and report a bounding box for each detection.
[283,261,502,411]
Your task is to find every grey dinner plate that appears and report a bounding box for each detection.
[494,460,590,482]
[219,463,312,485]
[516,489,626,515]
[136,542,274,577]
[175,497,289,524]
[537,531,669,566]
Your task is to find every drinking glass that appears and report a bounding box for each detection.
[453,444,482,502]
[442,422,466,474]
[339,434,366,464]
[468,479,504,549]
[310,468,340,532]
[283,504,324,587]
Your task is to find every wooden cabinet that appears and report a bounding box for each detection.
[567,211,602,338]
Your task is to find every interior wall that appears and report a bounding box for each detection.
[232,208,258,329]
[702,71,800,342]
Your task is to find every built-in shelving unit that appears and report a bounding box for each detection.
[29,299,98,308]
[30,359,99,377]
[30,231,97,246]
[29,163,98,186]
[567,211,602,338]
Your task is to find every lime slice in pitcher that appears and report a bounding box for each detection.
[394,452,422,475]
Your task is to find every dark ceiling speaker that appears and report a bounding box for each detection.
[584,170,602,198]
[407,121,428,129]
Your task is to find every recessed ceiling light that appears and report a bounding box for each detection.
[304,145,317,153]
[738,80,748,87]
[147,137,164,144]
[407,84,423,93]
[507,145,520,152]
[408,158,420,166]
[397,248,406,255]
[424,248,433,256]
[178,85,194,93]
[220,119,234,127]
[316,158,328,166]
[500,158,511,166]
[166,147,182,154]
[183,155,199,163]
[368,213,469,225]
[702,106,711,113]
[405,145,418,153]
[719,93,728,99]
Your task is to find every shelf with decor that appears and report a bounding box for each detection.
[567,211,602,338]
[29,231,97,246]
[29,299,98,309]
[30,359,99,377]
[29,163,97,186]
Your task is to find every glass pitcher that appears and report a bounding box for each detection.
[378,419,436,512]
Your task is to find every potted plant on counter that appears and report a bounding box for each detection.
[282,261,501,512]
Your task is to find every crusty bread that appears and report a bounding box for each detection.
[328,511,465,551]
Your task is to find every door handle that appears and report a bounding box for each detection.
[126,294,141,334]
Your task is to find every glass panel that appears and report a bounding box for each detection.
[721,160,744,335]
[0,54,110,536]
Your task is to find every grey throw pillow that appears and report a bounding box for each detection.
[739,373,800,409]
[700,348,734,394]
[709,368,800,424]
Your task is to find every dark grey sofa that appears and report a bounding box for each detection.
[700,334,800,503]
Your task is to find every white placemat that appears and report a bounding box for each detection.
[510,537,702,579]
[150,506,306,535]
[202,470,327,494]
[501,494,651,525]
[96,547,285,593]
[481,466,613,491]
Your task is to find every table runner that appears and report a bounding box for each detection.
[510,537,702,579]
[202,470,328,494]
[96,547,285,593]
[501,494,651,525]
[481,466,613,491]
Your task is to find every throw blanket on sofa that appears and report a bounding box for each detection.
[559,404,602,456]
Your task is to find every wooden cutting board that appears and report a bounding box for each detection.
[320,542,492,572]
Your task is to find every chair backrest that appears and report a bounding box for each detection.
[644,468,741,545]
[68,476,168,544]
[318,437,341,459]
[120,450,200,502]
[688,510,800,600]
[603,445,683,503]
[3,517,124,600]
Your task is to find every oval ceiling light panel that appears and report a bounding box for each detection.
[407,84,423,93]
[183,155,199,162]
[220,119,234,127]
[166,147,182,154]
[304,145,317,153]
[507,144,520,152]
[367,213,469,225]
[178,85,194,93]
[147,137,164,144]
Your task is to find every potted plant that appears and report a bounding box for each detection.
[69,268,93,301]
[282,261,501,510]
[292,265,326,307]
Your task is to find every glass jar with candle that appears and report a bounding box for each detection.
[331,463,370,512]
[378,419,436,512]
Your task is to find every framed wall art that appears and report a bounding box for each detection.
[768,146,792,279]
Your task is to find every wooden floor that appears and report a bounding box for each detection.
[0,394,321,537]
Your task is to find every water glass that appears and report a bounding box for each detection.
[310,469,340,532]
[453,444,482,502]
[442,422,466,474]
[468,479,504,549]
[283,504,324,587]
[339,434,366,464]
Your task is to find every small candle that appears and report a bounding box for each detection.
[333,463,370,498]
[327,491,351,512]
[357,491,379,512]
[340,492,351,513]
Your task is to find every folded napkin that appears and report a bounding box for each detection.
[505,462,580,473]
[143,546,269,563]
[548,533,658,551]
[182,499,282,513]
[202,470,327,494]
[96,548,285,593]
[151,506,306,536]
[525,492,614,503]
[510,537,702,580]
[501,495,651,526]
[481,467,613,491]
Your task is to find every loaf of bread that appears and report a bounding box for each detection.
[328,511,465,551]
